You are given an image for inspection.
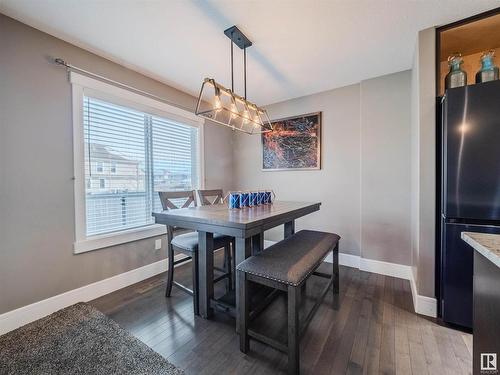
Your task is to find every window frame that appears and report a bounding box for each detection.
[71,72,205,254]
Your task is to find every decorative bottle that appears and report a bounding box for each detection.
[475,50,499,84]
[445,54,467,90]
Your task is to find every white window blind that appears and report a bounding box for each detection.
[83,96,199,237]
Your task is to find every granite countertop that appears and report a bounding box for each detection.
[461,232,500,268]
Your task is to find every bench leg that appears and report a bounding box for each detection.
[239,270,250,353]
[288,285,300,375]
[332,244,340,309]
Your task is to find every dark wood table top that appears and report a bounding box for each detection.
[153,201,321,232]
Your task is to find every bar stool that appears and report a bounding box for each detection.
[197,189,235,290]
[158,190,233,315]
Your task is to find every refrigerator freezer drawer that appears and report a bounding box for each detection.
[441,222,500,328]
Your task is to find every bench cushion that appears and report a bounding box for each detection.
[171,231,231,252]
[237,230,340,286]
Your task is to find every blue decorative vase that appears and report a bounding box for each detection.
[257,191,265,205]
[240,192,250,207]
[249,192,259,206]
[475,50,499,84]
[264,191,272,204]
[228,192,241,209]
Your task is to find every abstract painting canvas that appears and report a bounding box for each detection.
[262,112,321,170]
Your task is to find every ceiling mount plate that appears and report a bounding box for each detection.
[224,25,252,49]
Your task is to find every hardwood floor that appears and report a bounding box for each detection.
[90,255,472,375]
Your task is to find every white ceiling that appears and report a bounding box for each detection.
[1,0,499,105]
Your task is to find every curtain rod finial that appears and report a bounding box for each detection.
[54,57,67,66]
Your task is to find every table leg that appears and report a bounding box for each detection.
[198,231,214,319]
[235,237,252,330]
[251,232,264,255]
[284,220,295,238]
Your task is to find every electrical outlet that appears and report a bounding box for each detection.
[155,239,162,250]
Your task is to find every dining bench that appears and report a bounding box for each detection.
[237,230,340,375]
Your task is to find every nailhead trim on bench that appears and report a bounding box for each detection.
[237,248,332,287]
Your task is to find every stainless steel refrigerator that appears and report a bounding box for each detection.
[441,79,500,329]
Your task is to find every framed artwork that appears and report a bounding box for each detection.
[261,112,321,171]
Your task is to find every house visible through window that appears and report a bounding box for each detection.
[83,96,200,237]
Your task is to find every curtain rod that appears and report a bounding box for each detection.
[53,57,196,114]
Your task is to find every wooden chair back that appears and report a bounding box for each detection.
[158,190,197,210]
[197,189,224,205]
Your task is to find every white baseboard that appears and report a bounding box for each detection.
[359,257,413,280]
[325,251,437,318]
[0,256,182,336]
[409,274,437,317]
[325,251,360,268]
[324,252,412,279]
[1,248,438,336]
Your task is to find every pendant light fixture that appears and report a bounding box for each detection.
[195,26,273,134]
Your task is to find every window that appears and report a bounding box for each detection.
[72,73,204,253]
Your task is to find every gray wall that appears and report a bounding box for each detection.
[410,27,436,298]
[233,71,412,265]
[360,72,412,265]
[234,84,362,255]
[0,14,233,314]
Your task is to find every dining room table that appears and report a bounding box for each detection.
[153,200,321,327]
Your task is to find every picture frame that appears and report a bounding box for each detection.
[261,112,321,171]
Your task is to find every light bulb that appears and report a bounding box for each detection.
[230,97,238,119]
[213,86,222,112]
[253,113,260,125]
[214,95,222,112]
[242,108,250,124]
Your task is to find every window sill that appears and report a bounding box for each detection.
[73,224,166,254]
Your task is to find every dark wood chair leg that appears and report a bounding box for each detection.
[224,243,232,292]
[231,239,236,290]
[222,246,227,269]
[288,285,300,375]
[192,251,199,315]
[239,270,249,353]
[165,243,175,297]
[332,245,340,309]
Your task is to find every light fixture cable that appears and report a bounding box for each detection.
[244,47,247,100]
[230,31,234,92]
